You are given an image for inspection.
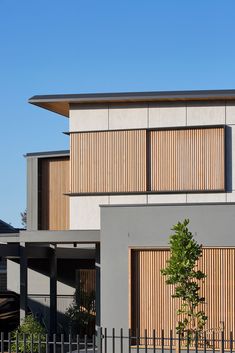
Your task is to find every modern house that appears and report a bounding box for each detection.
[2,89,235,339]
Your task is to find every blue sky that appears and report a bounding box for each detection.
[0,0,235,227]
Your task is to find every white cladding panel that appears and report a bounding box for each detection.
[70,104,109,132]
[149,102,186,127]
[109,195,147,204]
[186,102,225,125]
[148,194,187,204]
[109,103,148,129]
[187,193,227,203]
[226,103,235,124]
[70,196,109,230]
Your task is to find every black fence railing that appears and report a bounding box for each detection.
[0,329,234,353]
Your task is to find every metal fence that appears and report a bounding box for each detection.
[1,329,234,353]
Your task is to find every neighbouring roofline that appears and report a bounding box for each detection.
[28,89,235,117]
[25,150,70,158]
[0,219,19,234]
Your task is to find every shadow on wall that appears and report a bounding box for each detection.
[9,258,96,335]
[10,258,95,289]
[27,296,72,335]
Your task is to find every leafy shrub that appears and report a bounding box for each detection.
[11,314,46,353]
[65,288,95,337]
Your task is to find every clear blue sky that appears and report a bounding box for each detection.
[0,0,235,227]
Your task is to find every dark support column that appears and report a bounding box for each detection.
[20,243,28,322]
[49,245,57,335]
[95,243,100,329]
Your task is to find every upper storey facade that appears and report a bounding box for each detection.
[28,90,235,230]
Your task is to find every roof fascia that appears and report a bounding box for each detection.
[28,89,235,117]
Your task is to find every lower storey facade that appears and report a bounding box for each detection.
[3,203,235,339]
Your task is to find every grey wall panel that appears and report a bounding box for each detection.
[27,157,38,231]
[100,203,235,331]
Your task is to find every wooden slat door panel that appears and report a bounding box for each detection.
[131,248,235,343]
[39,157,70,230]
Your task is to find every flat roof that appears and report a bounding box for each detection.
[28,89,235,117]
[25,150,70,158]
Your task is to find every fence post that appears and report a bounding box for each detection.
[97,327,103,353]
[8,332,11,353]
[230,331,233,353]
[128,329,131,353]
[1,332,3,353]
[120,328,123,353]
[16,333,19,353]
[144,329,147,353]
[220,331,224,353]
[112,328,115,353]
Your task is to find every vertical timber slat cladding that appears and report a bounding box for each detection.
[70,130,147,193]
[131,249,235,345]
[70,126,225,194]
[39,157,70,230]
[150,127,225,192]
[79,269,96,312]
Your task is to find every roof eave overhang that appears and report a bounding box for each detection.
[28,89,235,118]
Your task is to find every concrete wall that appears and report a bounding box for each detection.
[27,157,38,231]
[100,203,235,330]
[69,101,235,230]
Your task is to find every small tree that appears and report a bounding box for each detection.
[161,219,207,342]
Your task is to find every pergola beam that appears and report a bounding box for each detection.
[0,244,19,257]
[20,230,100,243]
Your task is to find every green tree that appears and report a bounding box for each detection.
[161,219,207,342]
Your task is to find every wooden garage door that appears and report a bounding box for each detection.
[131,248,235,341]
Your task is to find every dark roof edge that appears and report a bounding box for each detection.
[25,150,70,158]
[28,89,235,103]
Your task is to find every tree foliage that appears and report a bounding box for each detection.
[20,209,27,228]
[161,219,207,341]
[11,314,46,353]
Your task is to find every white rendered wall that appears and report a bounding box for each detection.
[69,101,235,230]
[70,196,109,230]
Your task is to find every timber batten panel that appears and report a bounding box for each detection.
[71,130,146,193]
[39,157,70,230]
[150,127,225,192]
[131,248,235,344]
[71,126,225,195]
